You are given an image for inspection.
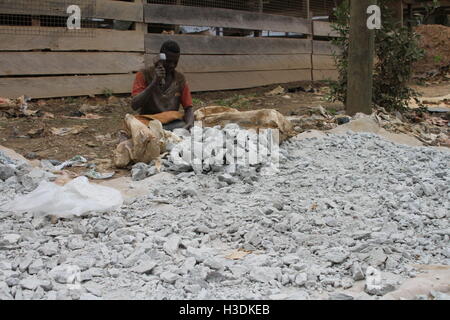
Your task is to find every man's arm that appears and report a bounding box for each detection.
[131,65,165,111]
[131,78,158,111]
[180,82,195,130]
[183,107,195,130]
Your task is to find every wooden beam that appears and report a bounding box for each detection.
[0,0,144,22]
[0,27,144,52]
[313,55,337,70]
[0,74,136,99]
[0,70,311,98]
[313,21,341,37]
[313,41,342,55]
[346,0,375,115]
[144,3,311,34]
[145,54,312,73]
[185,70,312,92]
[96,0,144,22]
[314,69,339,81]
[0,52,144,76]
[145,34,312,55]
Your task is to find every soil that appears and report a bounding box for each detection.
[414,24,450,74]
[0,81,343,178]
[0,80,448,180]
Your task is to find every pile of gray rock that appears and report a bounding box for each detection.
[131,124,280,181]
[0,151,56,197]
[0,132,449,300]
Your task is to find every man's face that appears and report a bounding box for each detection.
[162,51,180,73]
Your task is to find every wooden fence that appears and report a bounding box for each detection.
[0,0,339,99]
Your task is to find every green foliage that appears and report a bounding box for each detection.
[65,97,76,104]
[102,88,114,97]
[192,97,204,106]
[433,55,443,63]
[328,0,425,112]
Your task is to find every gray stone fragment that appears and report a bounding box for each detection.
[203,257,223,270]
[181,257,197,274]
[0,261,12,270]
[0,281,13,300]
[19,278,40,291]
[294,273,308,287]
[324,248,349,264]
[365,282,396,296]
[364,266,396,296]
[329,292,354,300]
[160,271,180,284]
[282,254,300,266]
[352,263,365,281]
[0,165,15,181]
[163,235,181,256]
[249,267,279,283]
[186,247,211,263]
[182,188,197,197]
[49,265,81,284]
[83,281,103,297]
[131,163,149,181]
[80,293,102,300]
[39,242,59,256]
[366,248,387,267]
[2,234,21,245]
[19,255,34,272]
[131,260,157,274]
[270,290,310,300]
[218,174,236,185]
[430,291,450,300]
[67,238,85,250]
[28,259,45,275]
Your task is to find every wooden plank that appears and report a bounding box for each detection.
[0,0,144,22]
[0,70,311,98]
[185,70,312,92]
[313,21,340,37]
[313,41,341,55]
[144,4,310,34]
[312,55,336,70]
[145,34,312,55]
[0,27,144,52]
[144,54,312,73]
[313,69,339,81]
[0,52,144,76]
[0,74,136,99]
[96,0,143,22]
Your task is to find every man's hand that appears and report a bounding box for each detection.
[183,107,195,130]
[155,64,166,82]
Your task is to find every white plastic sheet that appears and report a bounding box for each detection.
[1,176,123,218]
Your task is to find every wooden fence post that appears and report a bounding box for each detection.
[346,0,375,115]
[135,0,147,33]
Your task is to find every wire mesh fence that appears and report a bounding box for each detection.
[0,0,97,36]
[145,0,339,37]
[146,0,338,18]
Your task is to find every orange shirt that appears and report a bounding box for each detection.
[131,71,193,109]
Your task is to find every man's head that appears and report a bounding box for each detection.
[160,40,180,73]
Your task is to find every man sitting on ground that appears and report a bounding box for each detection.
[131,40,195,131]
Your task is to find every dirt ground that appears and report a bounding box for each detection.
[414,24,450,75]
[0,80,448,180]
[0,81,342,176]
